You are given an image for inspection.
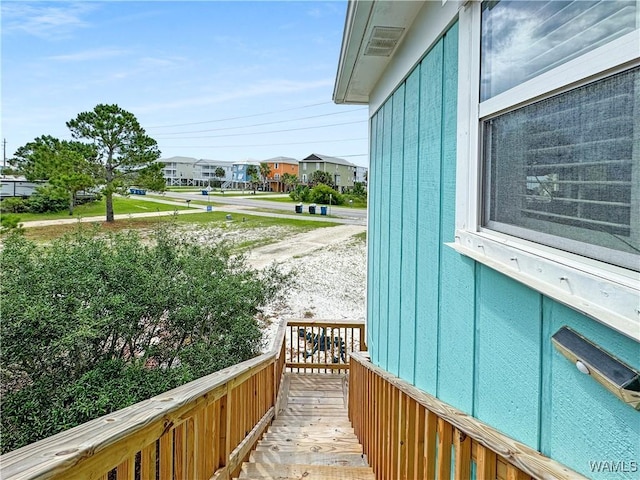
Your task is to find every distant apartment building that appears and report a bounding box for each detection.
[157,157,233,186]
[263,156,299,192]
[299,153,357,192]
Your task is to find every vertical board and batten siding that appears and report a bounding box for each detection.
[367,20,640,479]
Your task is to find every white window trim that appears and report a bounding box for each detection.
[454,1,640,341]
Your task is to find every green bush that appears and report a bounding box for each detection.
[0,214,23,233]
[309,184,343,205]
[27,185,68,213]
[289,185,310,202]
[0,197,29,213]
[0,226,293,453]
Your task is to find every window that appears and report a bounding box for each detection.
[302,174,307,183]
[455,0,639,338]
[275,174,280,180]
[484,67,639,271]
[275,163,279,169]
[480,1,637,101]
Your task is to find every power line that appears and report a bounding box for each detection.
[154,108,367,136]
[146,101,336,129]
[154,120,367,139]
[159,137,368,148]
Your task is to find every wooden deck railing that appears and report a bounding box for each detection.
[286,319,366,373]
[349,352,588,480]
[0,319,365,480]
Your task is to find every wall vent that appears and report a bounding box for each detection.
[364,26,405,57]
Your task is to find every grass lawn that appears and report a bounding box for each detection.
[17,210,338,242]
[3,197,188,223]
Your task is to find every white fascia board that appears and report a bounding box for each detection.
[369,0,461,114]
[334,0,375,104]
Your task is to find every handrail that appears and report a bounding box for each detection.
[349,352,588,480]
[0,320,290,480]
[286,318,366,373]
[0,319,366,480]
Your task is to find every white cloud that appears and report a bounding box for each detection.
[48,47,130,62]
[1,2,97,40]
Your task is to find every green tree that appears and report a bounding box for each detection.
[309,170,335,189]
[214,166,226,187]
[67,104,160,222]
[259,162,272,191]
[11,136,99,215]
[282,172,299,193]
[246,165,259,193]
[134,162,166,192]
[0,226,292,452]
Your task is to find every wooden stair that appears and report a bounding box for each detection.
[236,373,375,480]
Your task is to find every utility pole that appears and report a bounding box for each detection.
[2,138,6,174]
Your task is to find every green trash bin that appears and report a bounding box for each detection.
[309,204,316,214]
[295,203,303,214]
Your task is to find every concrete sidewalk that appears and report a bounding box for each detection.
[19,203,366,229]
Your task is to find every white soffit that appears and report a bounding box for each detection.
[333,1,425,105]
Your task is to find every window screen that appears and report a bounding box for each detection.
[481,0,638,101]
[483,67,639,270]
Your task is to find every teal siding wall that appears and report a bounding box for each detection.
[367,21,640,479]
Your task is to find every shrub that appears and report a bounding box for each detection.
[289,185,310,202]
[0,214,23,234]
[309,184,343,205]
[0,197,29,213]
[27,185,68,213]
[0,226,293,452]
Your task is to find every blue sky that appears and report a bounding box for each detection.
[1,1,369,166]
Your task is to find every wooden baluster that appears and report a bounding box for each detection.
[398,392,408,479]
[116,457,135,480]
[454,428,471,480]
[404,396,417,480]
[424,410,437,479]
[390,386,400,480]
[477,444,497,480]
[506,464,530,480]
[414,401,425,477]
[159,431,173,480]
[140,441,157,480]
[437,418,452,479]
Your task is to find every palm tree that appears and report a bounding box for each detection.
[282,172,299,193]
[214,167,225,187]
[246,165,259,193]
[259,162,272,192]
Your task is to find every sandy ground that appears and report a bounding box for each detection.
[250,224,367,350]
[176,223,367,350]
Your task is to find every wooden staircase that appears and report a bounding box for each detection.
[236,373,375,480]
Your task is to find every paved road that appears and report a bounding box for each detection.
[149,191,368,222]
[20,193,367,228]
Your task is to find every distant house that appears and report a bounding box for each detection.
[354,165,368,185]
[262,156,298,192]
[299,153,356,192]
[334,1,639,478]
[231,159,261,188]
[157,156,197,186]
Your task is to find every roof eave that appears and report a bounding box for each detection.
[333,0,425,106]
